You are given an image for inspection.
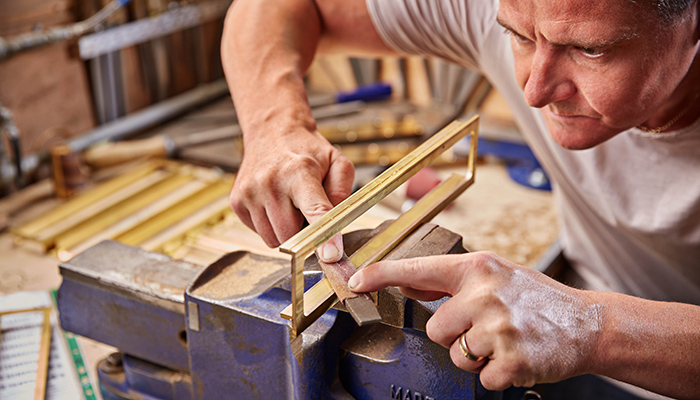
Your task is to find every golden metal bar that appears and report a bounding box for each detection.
[0,307,51,317]
[17,168,175,252]
[279,116,478,334]
[53,172,194,252]
[34,307,52,400]
[113,179,232,246]
[140,196,232,253]
[13,160,162,238]
[65,179,210,256]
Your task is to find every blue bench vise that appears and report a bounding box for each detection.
[57,222,480,400]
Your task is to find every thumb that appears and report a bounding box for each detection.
[307,150,354,263]
[293,183,343,263]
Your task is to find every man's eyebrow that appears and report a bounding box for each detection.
[496,17,520,36]
[496,16,633,48]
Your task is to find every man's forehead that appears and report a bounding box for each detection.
[498,0,642,43]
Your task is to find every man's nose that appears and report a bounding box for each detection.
[523,46,575,108]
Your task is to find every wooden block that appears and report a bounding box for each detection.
[307,55,357,92]
[405,56,432,107]
[479,88,517,127]
[167,30,198,96]
[379,56,405,101]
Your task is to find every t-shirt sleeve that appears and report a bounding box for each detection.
[365,0,499,71]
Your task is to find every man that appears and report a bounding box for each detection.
[221,0,700,398]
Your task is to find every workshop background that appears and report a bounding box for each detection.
[0,0,558,399]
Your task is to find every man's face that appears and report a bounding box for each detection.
[498,0,698,149]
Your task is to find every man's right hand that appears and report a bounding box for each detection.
[222,0,391,262]
[230,125,354,262]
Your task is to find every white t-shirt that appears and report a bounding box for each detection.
[366,0,700,305]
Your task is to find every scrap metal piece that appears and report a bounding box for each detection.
[318,255,381,326]
[344,296,381,326]
[280,115,479,336]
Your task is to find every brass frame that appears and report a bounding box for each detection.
[279,116,479,336]
[0,307,52,400]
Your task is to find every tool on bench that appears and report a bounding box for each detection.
[57,116,481,399]
[83,100,366,168]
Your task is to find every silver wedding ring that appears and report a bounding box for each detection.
[459,332,486,362]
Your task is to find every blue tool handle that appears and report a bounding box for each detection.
[335,82,392,103]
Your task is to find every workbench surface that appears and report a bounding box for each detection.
[0,157,557,400]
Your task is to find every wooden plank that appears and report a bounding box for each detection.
[380,56,405,101]
[198,19,225,82]
[307,55,357,92]
[167,29,198,96]
[405,56,432,107]
[121,45,154,113]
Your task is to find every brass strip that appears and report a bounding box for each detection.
[26,169,175,250]
[280,118,477,258]
[13,160,161,238]
[34,308,52,400]
[140,196,232,253]
[279,175,475,321]
[64,179,210,257]
[279,116,478,334]
[113,179,232,246]
[53,172,194,252]
[0,307,50,317]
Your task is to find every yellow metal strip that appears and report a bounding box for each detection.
[53,172,194,252]
[63,179,210,257]
[23,169,175,252]
[34,307,52,400]
[13,160,162,238]
[279,116,478,334]
[113,179,233,246]
[140,196,232,253]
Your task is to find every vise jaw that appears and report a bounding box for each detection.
[57,223,477,400]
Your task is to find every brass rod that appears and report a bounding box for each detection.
[53,172,193,252]
[280,118,474,258]
[64,179,209,256]
[13,161,161,237]
[26,168,175,250]
[34,308,52,400]
[114,179,232,246]
[140,196,232,253]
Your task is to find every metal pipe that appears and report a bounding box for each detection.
[68,79,230,152]
[0,0,132,62]
[4,79,230,188]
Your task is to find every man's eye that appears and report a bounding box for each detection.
[580,46,605,57]
[504,28,530,43]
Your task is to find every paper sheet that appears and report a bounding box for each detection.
[0,291,83,400]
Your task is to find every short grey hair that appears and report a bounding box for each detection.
[648,0,696,22]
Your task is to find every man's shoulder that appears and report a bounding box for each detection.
[366,0,503,67]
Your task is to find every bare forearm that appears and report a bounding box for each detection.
[588,291,700,399]
[222,0,395,143]
[222,0,320,140]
